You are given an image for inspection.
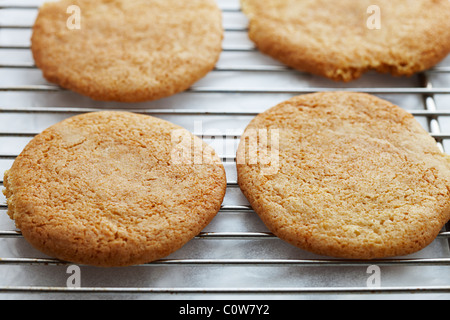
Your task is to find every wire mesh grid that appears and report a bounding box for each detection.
[1,0,450,299]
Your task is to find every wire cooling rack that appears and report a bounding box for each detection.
[2,0,450,299]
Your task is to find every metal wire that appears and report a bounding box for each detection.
[1,1,450,298]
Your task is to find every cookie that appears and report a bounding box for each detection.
[236,92,450,259]
[3,112,227,267]
[31,0,223,102]
[241,0,450,81]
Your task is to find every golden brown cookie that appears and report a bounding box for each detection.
[3,112,227,267]
[241,0,450,81]
[31,0,223,102]
[237,92,450,259]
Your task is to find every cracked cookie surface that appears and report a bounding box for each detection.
[3,111,227,267]
[241,0,450,81]
[32,0,223,102]
[237,92,450,259]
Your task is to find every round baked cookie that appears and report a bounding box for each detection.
[241,0,450,82]
[31,0,223,102]
[3,112,227,267]
[237,92,450,259]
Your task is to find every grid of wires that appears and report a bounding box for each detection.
[1,0,450,298]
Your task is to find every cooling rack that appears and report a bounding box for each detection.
[1,0,450,300]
